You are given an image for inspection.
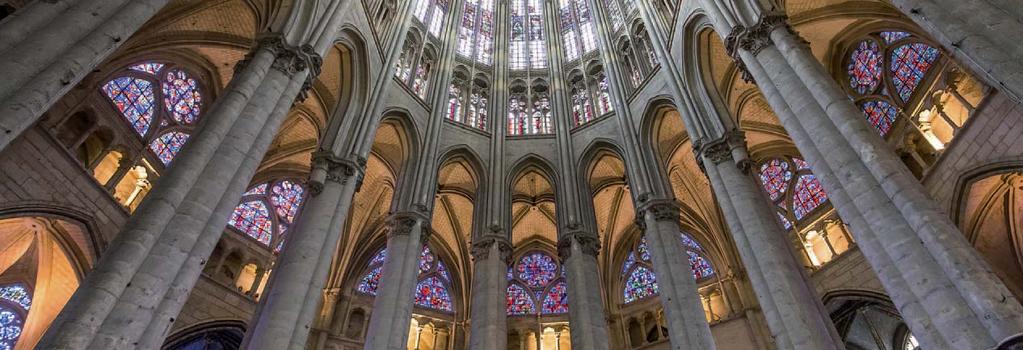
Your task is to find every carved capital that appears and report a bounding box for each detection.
[695,129,750,171]
[635,199,681,232]
[557,231,601,260]
[386,212,430,244]
[471,234,513,264]
[308,151,365,195]
[724,14,793,82]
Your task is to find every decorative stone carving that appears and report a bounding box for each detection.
[635,199,681,231]
[557,231,600,260]
[694,130,752,173]
[724,14,793,82]
[308,151,365,195]
[470,235,513,264]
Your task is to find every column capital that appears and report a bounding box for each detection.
[470,234,513,264]
[694,129,753,174]
[724,14,792,82]
[557,231,601,260]
[235,33,324,101]
[308,151,366,195]
[386,211,432,244]
[634,198,681,232]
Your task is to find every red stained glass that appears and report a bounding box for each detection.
[228,201,274,244]
[759,159,793,202]
[624,266,658,303]
[357,267,383,295]
[506,283,537,315]
[890,43,940,102]
[162,69,202,124]
[792,174,828,220]
[270,180,305,223]
[148,132,189,165]
[103,77,155,137]
[414,277,453,311]
[847,40,883,95]
[860,99,899,136]
[541,280,568,314]
[516,252,557,288]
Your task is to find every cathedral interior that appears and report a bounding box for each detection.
[0,0,1022,349]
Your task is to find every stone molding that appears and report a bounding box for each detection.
[234,33,324,101]
[308,151,366,195]
[470,234,513,264]
[557,231,600,260]
[724,14,791,82]
[386,211,432,244]
[634,199,681,232]
[694,129,753,174]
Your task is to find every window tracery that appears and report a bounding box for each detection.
[0,284,30,350]
[228,180,307,251]
[457,0,495,65]
[558,0,597,62]
[509,0,547,70]
[413,0,449,37]
[758,156,828,224]
[395,35,437,100]
[356,246,455,312]
[506,251,567,316]
[620,234,714,304]
[507,81,553,135]
[102,62,204,166]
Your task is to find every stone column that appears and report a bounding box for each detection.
[727,15,1023,349]
[697,131,843,350]
[885,0,1023,103]
[364,211,431,350]
[249,266,267,296]
[636,200,716,350]
[468,234,512,350]
[242,152,364,350]
[35,34,319,349]
[0,0,175,151]
[558,231,611,350]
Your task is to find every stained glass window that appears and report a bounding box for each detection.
[228,180,307,249]
[621,234,715,303]
[468,91,488,129]
[413,59,432,98]
[903,334,920,350]
[356,245,454,312]
[759,159,793,202]
[597,76,614,115]
[559,0,597,61]
[541,280,568,314]
[507,251,567,315]
[757,157,830,226]
[890,43,940,102]
[457,0,495,65]
[447,84,465,122]
[844,31,943,138]
[509,0,547,70]
[508,91,554,136]
[103,62,204,166]
[0,284,30,350]
[0,285,31,311]
[572,87,594,125]
[413,0,448,37]
[603,0,624,30]
[506,283,537,315]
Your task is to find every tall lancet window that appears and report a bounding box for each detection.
[509,0,547,70]
[507,80,553,135]
[413,0,449,37]
[457,0,495,65]
[558,0,597,62]
[602,0,624,30]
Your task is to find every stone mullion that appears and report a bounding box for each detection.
[468,235,512,350]
[886,0,1023,103]
[557,232,611,350]
[0,0,174,151]
[740,17,1023,347]
[35,40,285,349]
[243,153,364,350]
[742,43,959,348]
[364,212,432,350]
[636,201,715,349]
[699,132,843,350]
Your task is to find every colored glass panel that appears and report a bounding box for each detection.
[0,285,30,311]
[414,277,453,311]
[0,306,23,350]
[244,183,268,196]
[680,234,702,251]
[792,174,828,220]
[103,77,155,137]
[420,246,437,275]
[890,43,940,102]
[506,283,537,315]
[847,40,883,95]
[778,211,793,230]
[162,69,202,124]
[447,84,464,122]
[793,157,811,171]
[516,252,557,288]
[880,31,912,44]
[637,237,651,261]
[759,159,793,202]
[623,266,658,303]
[270,180,305,223]
[357,267,383,295]
[369,248,388,266]
[860,99,899,136]
[129,63,165,75]
[437,260,450,282]
[621,252,636,275]
[541,280,568,314]
[148,132,189,165]
[688,251,714,280]
[228,201,274,245]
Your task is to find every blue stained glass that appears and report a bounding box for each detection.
[623,266,659,303]
[778,211,793,230]
[162,69,202,124]
[0,285,30,311]
[688,251,714,280]
[680,234,703,251]
[637,238,651,261]
[369,248,388,266]
[129,63,165,75]
[890,43,940,102]
[228,200,274,245]
[880,31,912,44]
[437,260,450,282]
[103,77,155,137]
[149,131,189,165]
[270,180,305,223]
[860,99,899,136]
[357,266,383,295]
[793,174,828,220]
[420,246,437,275]
[621,252,636,275]
[414,277,453,311]
[516,252,557,288]
[541,280,568,314]
[760,159,793,202]
[244,183,268,196]
[0,306,23,350]
[847,40,883,95]
[793,158,811,171]
[506,283,537,315]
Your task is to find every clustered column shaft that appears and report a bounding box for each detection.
[697,131,843,350]
[557,232,610,350]
[723,14,1023,349]
[468,234,512,350]
[364,212,432,350]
